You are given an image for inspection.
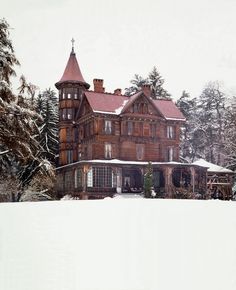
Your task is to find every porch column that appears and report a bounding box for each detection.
[164,166,173,198]
[116,168,122,194]
[81,165,90,200]
[190,166,195,194]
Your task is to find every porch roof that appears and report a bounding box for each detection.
[193,159,234,174]
[56,159,206,170]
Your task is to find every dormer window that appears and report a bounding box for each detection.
[105,120,112,134]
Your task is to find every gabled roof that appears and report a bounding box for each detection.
[152,99,186,121]
[85,91,129,114]
[82,90,185,121]
[193,159,234,173]
[55,50,90,88]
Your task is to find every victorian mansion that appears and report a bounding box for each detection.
[56,47,207,199]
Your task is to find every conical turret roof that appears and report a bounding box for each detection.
[55,49,90,89]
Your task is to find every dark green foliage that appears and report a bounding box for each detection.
[125,66,170,99]
[144,161,153,198]
[36,88,59,164]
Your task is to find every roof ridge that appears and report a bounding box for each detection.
[87,90,128,97]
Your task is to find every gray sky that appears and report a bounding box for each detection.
[2,0,236,99]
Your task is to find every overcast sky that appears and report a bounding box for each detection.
[2,0,236,99]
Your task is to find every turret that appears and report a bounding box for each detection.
[55,39,90,165]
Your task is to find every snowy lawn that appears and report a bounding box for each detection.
[0,199,236,290]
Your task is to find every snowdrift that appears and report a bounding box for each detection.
[0,199,236,290]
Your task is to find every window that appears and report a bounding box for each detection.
[167,125,174,139]
[66,150,73,163]
[74,169,82,188]
[105,120,112,134]
[87,168,93,187]
[64,171,73,190]
[57,173,64,191]
[74,93,78,99]
[105,143,112,159]
[67,93,71,99]
[62,109,66,120]
[133,103,138,113]
[136,144,144,160]
[143,103,148,114]
[67,108,73,119]
[62,93,65,99]
[127,121,133,135]
[151,124,156,137]
[167,147,174,161]
[143,123,150,136]
[92,167,113,188]
[61,108,73,120]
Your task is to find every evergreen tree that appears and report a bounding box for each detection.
[177,82,230,166]
[148,66,171,99]
[144,161,153,198]
[176,91,198,162]
[125,67,170,99]
[125,74,147,96]
[224,96,236,170]
[36,89,59,164]
[0,19,55,201]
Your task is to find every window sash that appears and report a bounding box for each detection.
[105,120,112,134]
[105,143,112,159]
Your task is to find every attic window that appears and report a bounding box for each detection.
[133,103,138,113]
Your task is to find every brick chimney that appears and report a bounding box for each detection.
[114,88,122,95]
[93,79,105,93]
[142,84,151,97]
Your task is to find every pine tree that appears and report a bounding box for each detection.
[125,67,170,99]
[144,161,153,198]
[177,82,230,166]
[0,19,55,201]
[36,89,59,164]
[125,74,147,96]
[148,66,171,99]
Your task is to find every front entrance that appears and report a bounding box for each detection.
[122,168,143,193]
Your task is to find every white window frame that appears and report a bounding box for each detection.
[105,143,112,159]
[167,125,174,139]
[168,147,174,162]
[105,120,112,134]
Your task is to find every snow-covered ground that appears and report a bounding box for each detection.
[0,199,236,290]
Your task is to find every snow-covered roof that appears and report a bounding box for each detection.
[57,159,200,170]
[193,159,234,174]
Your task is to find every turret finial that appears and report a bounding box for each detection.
[71,38,75,53]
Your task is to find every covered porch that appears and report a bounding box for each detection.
[56,159,208,199]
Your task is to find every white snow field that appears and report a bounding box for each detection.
[0,199,236,290]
